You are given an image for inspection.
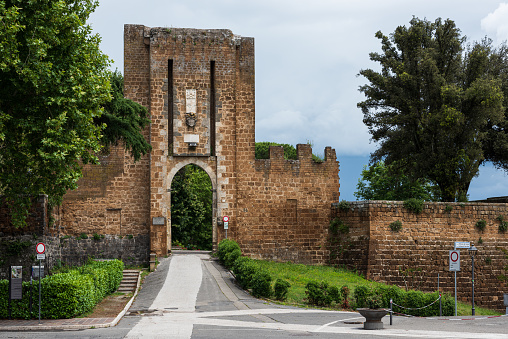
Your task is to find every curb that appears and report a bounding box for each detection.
[0,271,142,331]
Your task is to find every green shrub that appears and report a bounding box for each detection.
[305,281,340,307]
[224,248,242,269]
[0,259,124,319]
[403,198,424,214]
[79,233,88,239]
[232,256,258,289]
[337,200,351,212]
[475,219,486,232]
[217,239,241,265]
[353,285,370,308]
[251,270,272,298]
[389,220,402,232]
[353,284,452,316]
[340,285,350,308]
[273,279,291,301]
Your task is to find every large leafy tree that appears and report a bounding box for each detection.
[354,161,439,201]
[0,0,111,226]
[171,165,213,250]
[98,70,151,161]
[358,17,507,201]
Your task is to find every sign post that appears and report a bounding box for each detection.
[223,216,229,239]
[450,241,469,317]
[35,243,45,323]
[449,249,460,316]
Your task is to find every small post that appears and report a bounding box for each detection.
[439,293,442,317]
[29,269,33,317]
[38,259,41,324]
[390,298,393,325]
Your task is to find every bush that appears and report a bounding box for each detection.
[389,220,402,232]
[403,198,424,214]
[273,279,291,301]
[224,248,242,269]
[251,270,272,298]
[232,256,258,289]
[217,239,241,265]
[0,259,124,319]
[305,281,341,307]
[352,285,452,316]
[475,219,486,232]
[340,285,350,308]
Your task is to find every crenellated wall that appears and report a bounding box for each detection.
[48,25,341,263]
[330,201,508,311]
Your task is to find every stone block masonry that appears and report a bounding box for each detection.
[1,25,340,272]
[331,201,508,312]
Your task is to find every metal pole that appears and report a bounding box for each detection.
[438,273,442,317]
[472,255,475,316]
[390,299,393,325]
[454,271,457,316]
[38,259,41,324]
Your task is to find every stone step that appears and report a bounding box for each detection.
[117,270,140,294]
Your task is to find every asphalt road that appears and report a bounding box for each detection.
[1,252,507,339]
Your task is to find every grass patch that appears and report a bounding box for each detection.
[254,260,501,316]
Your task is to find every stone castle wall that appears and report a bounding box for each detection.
[42,25,341,264]
[331,201,508,311]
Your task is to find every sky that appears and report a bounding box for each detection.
[89,0,508,201]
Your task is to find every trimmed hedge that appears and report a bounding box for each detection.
[352,285,454,316]
[0,259,124,319]
[217,239,277,299]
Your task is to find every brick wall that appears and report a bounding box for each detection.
[331,201,508,311]
[53,25,340,265]
[0,195,48,236]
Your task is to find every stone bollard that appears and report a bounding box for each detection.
[149,253,157,272]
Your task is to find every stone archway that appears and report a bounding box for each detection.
[167,159,217,251]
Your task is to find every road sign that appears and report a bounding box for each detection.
[455,242,470,249]
[223,216,229,223]
[224,221,229,230]
[449,250,460,271]
[36,254,45,260]
[36,243,45,254]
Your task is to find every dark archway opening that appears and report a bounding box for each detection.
[170,164,213,250]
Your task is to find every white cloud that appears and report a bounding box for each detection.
[481,3,508,43]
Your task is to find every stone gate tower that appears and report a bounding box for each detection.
[59,25,340,265]
[124,25,257,255]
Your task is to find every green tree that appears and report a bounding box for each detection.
[0,0,111,226]
[255,142,297,160]
[171,165,213,250]
[98,70,151,161]
[358,17,507,202]
[354,161,439,201]
[255,141,323,162]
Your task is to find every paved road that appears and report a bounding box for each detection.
[1,251,507,338]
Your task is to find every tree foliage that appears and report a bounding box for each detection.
[255,142,297,160]
[171,165,213,250]
[98,70,151,161]
[0,0,111,226]
[354,162,439,201]
[358,17,508,201]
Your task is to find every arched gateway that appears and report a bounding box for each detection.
[61,25,340,265]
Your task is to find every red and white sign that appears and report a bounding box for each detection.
[449,250,460,271]
[223,216,229,223]
[36,243,46,254]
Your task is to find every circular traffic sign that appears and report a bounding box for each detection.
[450,251,459,262]
[36,243,46,254]
[223,216,229,222]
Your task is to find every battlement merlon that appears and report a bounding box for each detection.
[124,25,253,46]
